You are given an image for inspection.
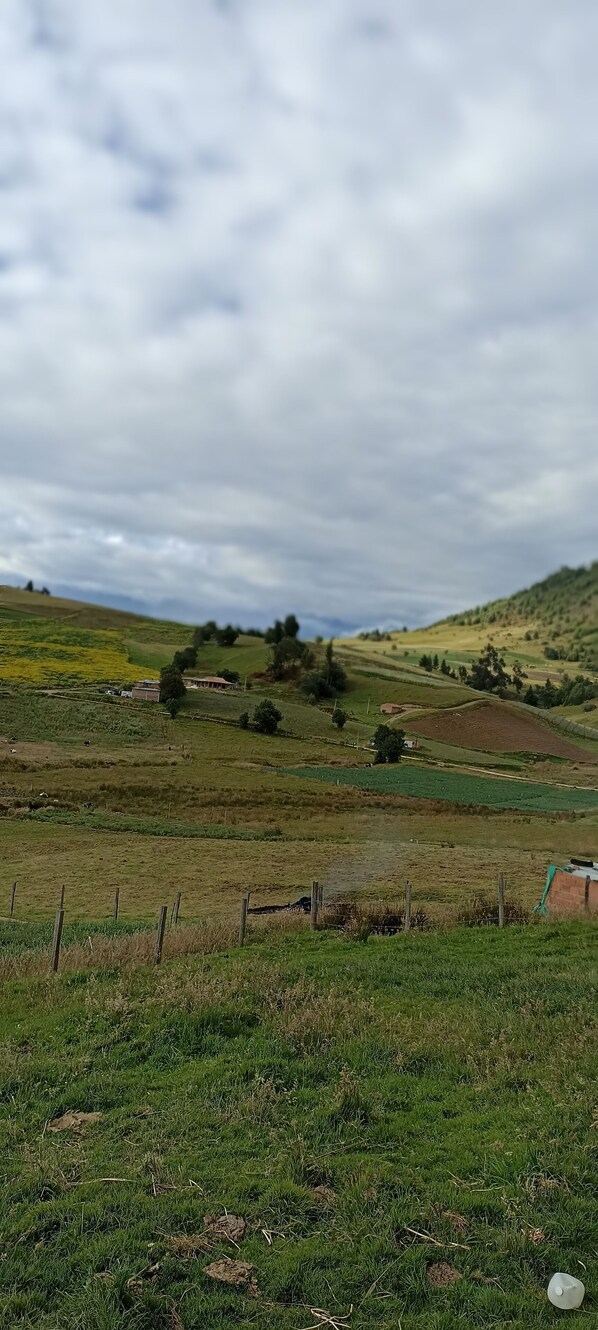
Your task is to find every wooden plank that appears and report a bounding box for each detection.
[154,906,167,965]
[51,909,65,973]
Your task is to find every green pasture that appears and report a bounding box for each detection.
[288,762,598,812]
[0,923,596,1328]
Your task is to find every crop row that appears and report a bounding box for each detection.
[289,763,598,812]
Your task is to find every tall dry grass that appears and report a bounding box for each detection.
[0,918,239,983]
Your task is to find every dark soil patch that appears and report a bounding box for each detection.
[411,700,593,762]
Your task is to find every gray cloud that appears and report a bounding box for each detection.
[1,0,598,631]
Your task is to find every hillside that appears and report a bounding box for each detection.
[1,577,598,929]
[434,562,598,669]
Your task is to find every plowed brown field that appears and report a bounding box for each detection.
[410,699,594,761]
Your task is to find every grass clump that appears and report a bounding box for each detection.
[457,894,530,927]
[24,807,283,840]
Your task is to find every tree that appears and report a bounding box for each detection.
[265,619,285,644]
[539,678,558,708]
[419,654,432,671]
[172,645,197,672]
[24,580,34,592]
[215,624,239,647]
[253,699,283,735]
[41,587,50,595]
[283,614,300,639]
[239,711,249,729]
[433,654,439,670]
[164,696,182,718]
[270,635,304,680]
[511,661,526,695]
[159,664,186,703]
[372,724,405,764]
[301,671,334,701]
[458,664,468,683]
[466,642,511,696]
[523,685,538,706]
[440,658,451,675]
[221,669,240,684]
[324,639,347,693]
[332,708,347,730]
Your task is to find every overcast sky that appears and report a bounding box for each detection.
[1,1,597,633]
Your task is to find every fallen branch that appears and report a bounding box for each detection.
[297,1306,352,1330]
[405,1226,470,1251]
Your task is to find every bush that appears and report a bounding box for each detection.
[301,671,334,701]
[332,708,348,730]
[239,711,249,729]
[457,895,529,927]
[253,699,283,735]
[321,900,429,935]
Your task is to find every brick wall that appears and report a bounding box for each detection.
[548,869,598,915]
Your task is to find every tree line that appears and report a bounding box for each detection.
[158,612,349,718]
[420,641,597,711]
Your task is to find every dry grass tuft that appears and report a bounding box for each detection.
[0,919,239,983]
[261,975,374,1052]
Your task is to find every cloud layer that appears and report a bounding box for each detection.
[1,0,598,630]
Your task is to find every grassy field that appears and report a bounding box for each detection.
[1,583,597,933]
[0,616,132,686]
[1,922,597,1329]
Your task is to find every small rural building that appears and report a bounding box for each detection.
[132,680,160,702]
[380,703,405,716]
[403,738,420,750]
[537,858,598,915]
[186,676,238,691]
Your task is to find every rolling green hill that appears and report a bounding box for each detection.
[437,562,598,668]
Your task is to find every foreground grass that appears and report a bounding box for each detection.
[1,923,596,1328]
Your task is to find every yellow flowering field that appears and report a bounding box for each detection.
[0,616,134,685]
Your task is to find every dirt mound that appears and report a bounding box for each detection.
[410,701,593,761]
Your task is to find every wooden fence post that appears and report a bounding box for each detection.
[173,891,181,927]
[113,887,120,921]
[310,881,319,931]
[404,880,412,932]
[318,883,324,910]
[154,906,167,965]
[9,881,16,919]
[585,875,591,914]
[239,894,248,946]
[498,874,506,928]
[59,885,65,912]
[51,909,65,973]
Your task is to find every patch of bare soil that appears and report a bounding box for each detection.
[410,700,593,761]
[203,1257,258,1295]
[427,1261,462,1286]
